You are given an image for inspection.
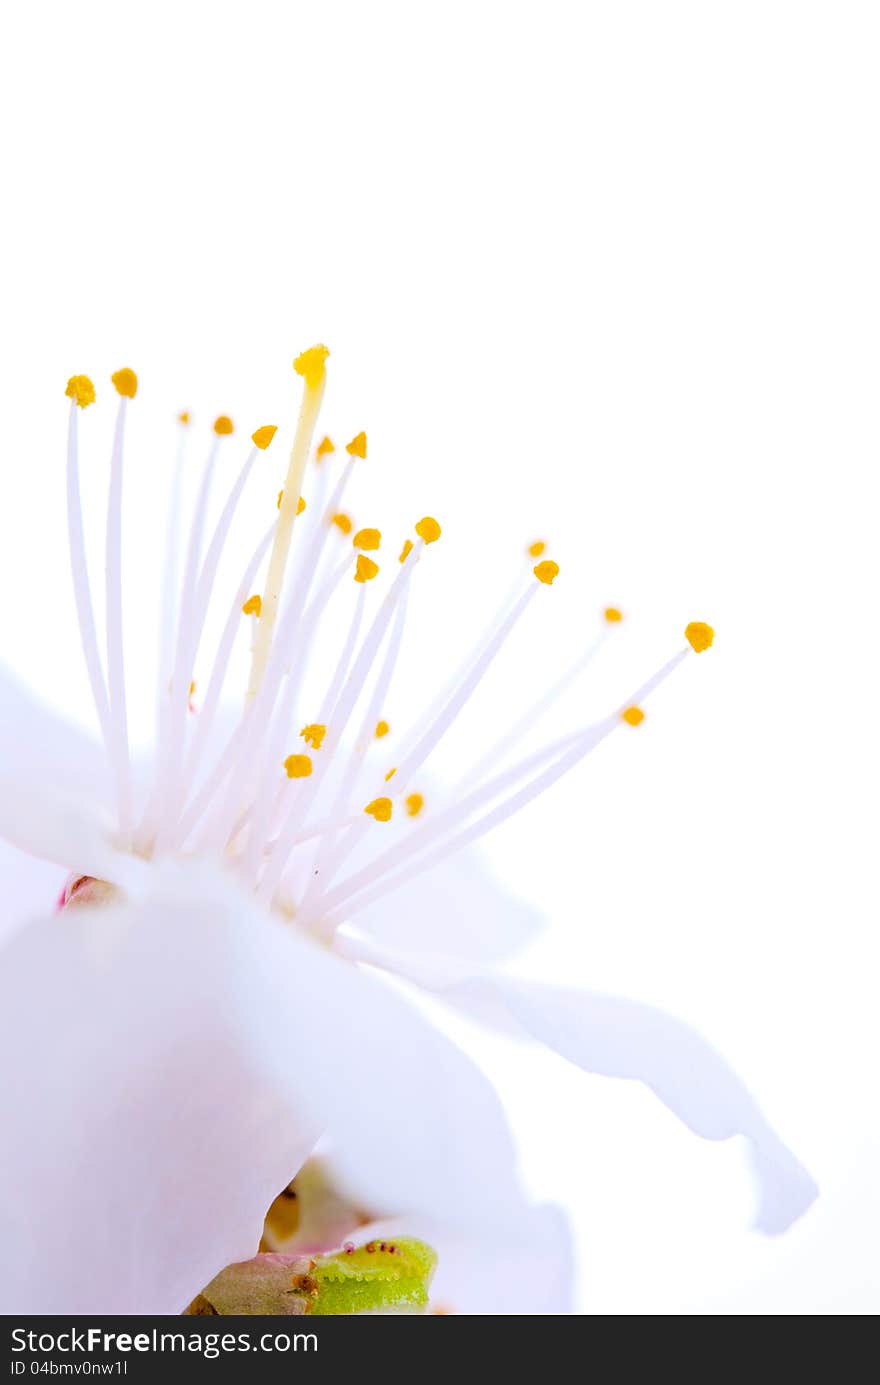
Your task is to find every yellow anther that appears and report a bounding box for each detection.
[293,345,330,389]
[622,706,645,727]
[364,796,393,822]
[277,490,283,510]
[213,415,234,435]
[528,541,546,558]
[385,767,397,782]
[252,424,277,450]
[375,719,390,738]
[332,513,353,535]
[65,375,95,408]
[284,753,313,779]
[316,435,335,458]
[346,431,367,459]
[242,594,262,617]
[300,723,326,751]
[111,368,138,399]
[353,527,381,551]
[297,495,306,515]
[399,539,414,564]
[354,554,379,583]
[534,560,559,585]
[405,792,424,818]
[604,607,623,623]
[178,410,190,425]
[189,680,197,697]
[415,516,441,544]
[685,621,715,653]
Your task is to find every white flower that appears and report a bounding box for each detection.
[0,349,816,1314]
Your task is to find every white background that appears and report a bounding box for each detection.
[1,1,877,1313]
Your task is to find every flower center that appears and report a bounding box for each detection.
[64,353,713,936]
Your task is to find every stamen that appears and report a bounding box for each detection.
[252,425,277,450]
[405,792,424,817]
[316,435,335,459]
[301,723,326,750]
[374,720,390,738]
[467,620,614,787]
[621,705,645,726]
[364,797,392,822]
[170,525,274,847]
[313,647,693,931]
[284,754,313,779]
[333,513,353,535]
[346,431,367,459]
[604,606,623,623]
[415,516,441,544]
[353,528,381,551]
[148,426,259,849]
[257,550,419,903]
[105,372,136,838]
[399,539,413,563]
[527,540,546,558]
[354,554,379,583]
[533,559,559,585]
[66,376,96,408]
[157,412,190,745]
[242,594,262,616]
[65,384,115,796]
[213,416,234,435]
[685,621,715,653]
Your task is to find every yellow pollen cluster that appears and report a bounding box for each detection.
[415,516,441,544]
[316,435,335,458]
[405,792,424,817]
[333,513,353,535]
[385,767,397,781]
[622,706,645,727]
[528,541,546,558]
[353,528,381,551]
[111,368,138,399]
[534,560,559,585]
[213,416,234,436]
[685,621,715,653]
[364,796,393,822]
[355,554,379,583]
[300,723,326,750]
[242,594,262,617]
[374,720,390,738]
[346,432,367,459]
[252,425,277,450]
[178,410,190,425]
[65,375,96,408]
[399,539,414,563]
[293,345,330,388]
[604,607,623,623]
[284,754,313,779]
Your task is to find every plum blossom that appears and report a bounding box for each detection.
[0,348,816,1314]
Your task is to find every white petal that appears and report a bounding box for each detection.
[0,871,320,1313]
[337,933,818,1235]
[0,836,66,945]
[0,862,527,1312]
[0,663,134,881]
[0,662,110,805]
